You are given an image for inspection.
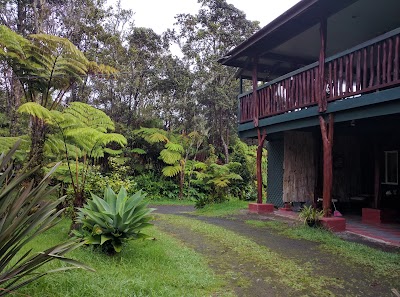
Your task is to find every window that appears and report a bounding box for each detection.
[384,151,398,185]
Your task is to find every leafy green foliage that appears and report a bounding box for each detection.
[18,101,127,209]
[134,173,180,201]
[0,142,92,295]
[298,206,324,225]
[74,186,154,254]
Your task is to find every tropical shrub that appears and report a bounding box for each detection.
[299,205,324,226]
[134,173,180,201]
[73,186,154,255]
[192,162,243,208]
[0,142,91,296]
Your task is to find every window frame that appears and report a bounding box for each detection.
[383,150,398,185]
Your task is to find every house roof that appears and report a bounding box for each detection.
[220,0,400,80]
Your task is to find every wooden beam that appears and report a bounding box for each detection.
[239,75,244,94]
[257,129,267,204]
[319,114,334,216]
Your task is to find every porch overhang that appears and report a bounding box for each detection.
[220,0,400,81]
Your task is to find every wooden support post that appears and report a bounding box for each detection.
[252,58,259,127]
[318,18,327,113]
[319,114,334,216]
[374,145,381,209]
[257,129,267,204]
[239,75,244,94]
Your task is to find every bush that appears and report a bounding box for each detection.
[134,173,179,200]
[73,186,154,255]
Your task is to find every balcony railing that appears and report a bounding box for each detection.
[239,27,400,123]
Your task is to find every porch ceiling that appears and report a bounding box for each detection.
[220,0,400,81]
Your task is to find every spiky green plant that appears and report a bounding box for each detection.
[0,142,92,296]
[74,186,154,254]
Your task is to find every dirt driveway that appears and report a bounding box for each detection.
[152,205,400,297]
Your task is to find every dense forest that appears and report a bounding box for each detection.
[0,0,265,209]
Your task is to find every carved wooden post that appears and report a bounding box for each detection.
[319,114,334,216]
[257,129,267,204]
[318,18,327,113]
[252,57,259,127]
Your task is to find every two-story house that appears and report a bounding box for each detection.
[219,0,400,229]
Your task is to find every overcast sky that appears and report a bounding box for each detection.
[108,0,301,34]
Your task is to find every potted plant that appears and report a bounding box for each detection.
[298,205,324,227]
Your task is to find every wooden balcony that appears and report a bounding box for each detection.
[239,28,400,124]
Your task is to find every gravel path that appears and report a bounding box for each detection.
[152,205,400,297]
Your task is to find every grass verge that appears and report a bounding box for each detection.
[161,214,341,296]
[17,219,226,297]
[147,199,195,206]
[245,219,400,278]
[195,199,249,217]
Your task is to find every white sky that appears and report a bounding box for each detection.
[109,0,301,34]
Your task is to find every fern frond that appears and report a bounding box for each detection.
[103,148,123,155]
[134,127,169,143]
[162,165,182,177]
[207,178,228,188]
[130,148,146,155]
[98,133,127,147]
[225,173,243,181]
[147,132,169,144]
[64,102,114,132]
[0,136,29,160]
[18,102,53,122]
[159,149,181,165]
[165,142,184,153]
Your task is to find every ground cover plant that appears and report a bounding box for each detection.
[17,220,228,297]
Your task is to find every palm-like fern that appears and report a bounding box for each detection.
[18,101,127,208]
[0,26,118,174]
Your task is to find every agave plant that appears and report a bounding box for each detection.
[0,141,92,296]
[74,187,154,254]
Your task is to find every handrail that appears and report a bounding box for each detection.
[238,27,400,123]
[239,27,400,99]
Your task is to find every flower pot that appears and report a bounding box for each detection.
[306,219,317,227]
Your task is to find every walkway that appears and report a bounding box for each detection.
[275,209,400,248]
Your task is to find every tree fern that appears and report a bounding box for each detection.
[130,148,146,155]
[165,141,184,153]
[162,165,182,177]
[134,127,168,143]
[63,102,115,133]
[18,102,53,122]
[159,149,181,165]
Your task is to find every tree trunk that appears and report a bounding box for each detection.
[8,74,23,136]
[28,117,47,182]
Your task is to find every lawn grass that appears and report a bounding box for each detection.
[161,214,339,296]
[147,199,195,206]
[194,199,249,216]
[245,219,400,278]
[17,219,227,297]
